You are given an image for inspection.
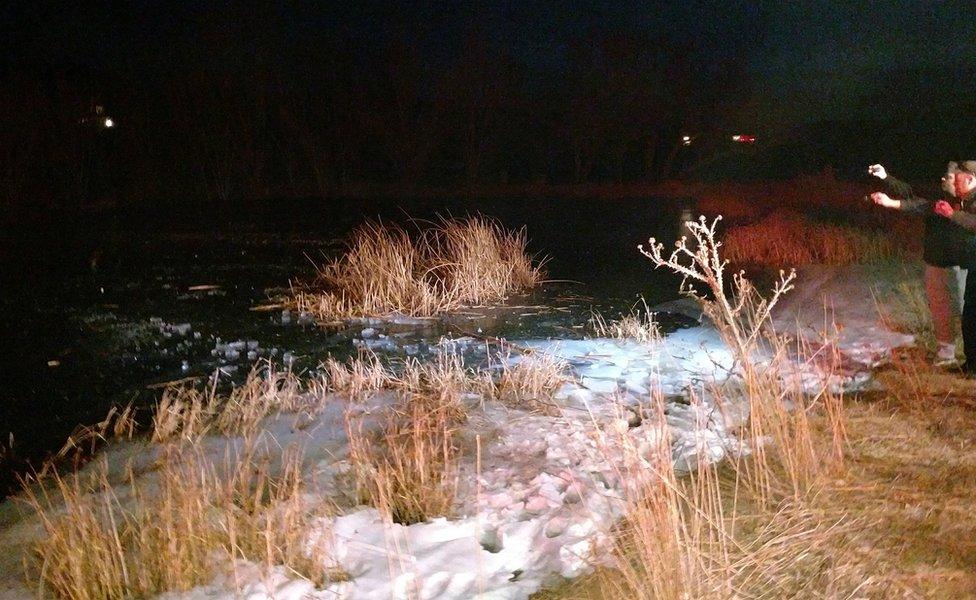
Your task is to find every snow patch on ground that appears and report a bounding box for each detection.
[0,265,918,599]
[774,264,916,369]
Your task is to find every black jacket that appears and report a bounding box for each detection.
[886,175,970,268]
[942,189,976,268]
[947,189,976,227]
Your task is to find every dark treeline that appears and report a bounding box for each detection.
[0,4,759,219]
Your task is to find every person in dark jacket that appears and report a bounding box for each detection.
[869,161,965,364]
[930,161,976,373]
[871,160,976,376]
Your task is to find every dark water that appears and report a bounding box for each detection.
[0,196,689,491]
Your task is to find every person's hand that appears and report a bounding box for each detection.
[934,200,954,218]
[871,191,898,208]
[867,164,888,179]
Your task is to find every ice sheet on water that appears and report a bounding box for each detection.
[580,363,624,381]
[150,317,194,338]
[352,336,398,352]
[580,377,618,394]
[210,339,292,367]
[355,312,433,326]
[518,327,735,399]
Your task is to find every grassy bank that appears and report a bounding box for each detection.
[291,171,872,207]
[537,354,976,599]
[8,204,959,598]
[721,209,918,267]
[535,219,972,599]
[12,349,572,599]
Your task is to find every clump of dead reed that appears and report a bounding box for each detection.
[489,352,569,413]
[590,300,661,345]
[584,389,854,600]
[45,404,137,474]
[23,438,338,600]
[722,209,901,267]
[336,347,568,522]
[393,353,469,413]
[152,362,313,442]
[433,216,542,305]
[293,216,545,321]
[23,342,573,597]
[320,351,472,524]
[22,365,340,600]
[318,352,391,399]
[320,345,568,416]
[345,371,465,525]
[873,277,942,352]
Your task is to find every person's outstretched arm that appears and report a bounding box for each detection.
[868,163,916,199]
[871,191,930,213]
[885,174,915,199]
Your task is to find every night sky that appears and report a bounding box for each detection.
[753,1,976,133]
[4,1,973,132]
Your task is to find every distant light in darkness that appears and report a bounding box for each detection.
[681,135,692,146]
[731,134,755,144]
[104,118,114,128]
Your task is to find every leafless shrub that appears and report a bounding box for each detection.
[578,216,858,598]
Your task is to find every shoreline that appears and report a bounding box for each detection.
[0,261,921,599]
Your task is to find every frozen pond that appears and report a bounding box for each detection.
[0,199,922,600]
[0,196,692,491]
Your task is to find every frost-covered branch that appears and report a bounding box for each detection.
[639,215,796,372]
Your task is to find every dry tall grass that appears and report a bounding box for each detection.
[45,404,137,474]
[393,353,470,418]
[434,216,542,305]
[641,216,848,491]
[342,354,470,525]
[560,214,861,599]
[838,357,976,595]
[318,351,391,399]
[23,439,337,600]
[589,300,661,345]
[22,368,339,600]
[294,216,545,321]
[721,209,903,267]
[489,352,568,413]
[333,348,566,522]
[873,277,939,351]
[346,390,462,525]
[585,392,854,600]
[152,362,313,442]
[319,346,569,414]
[340,348,559,524]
